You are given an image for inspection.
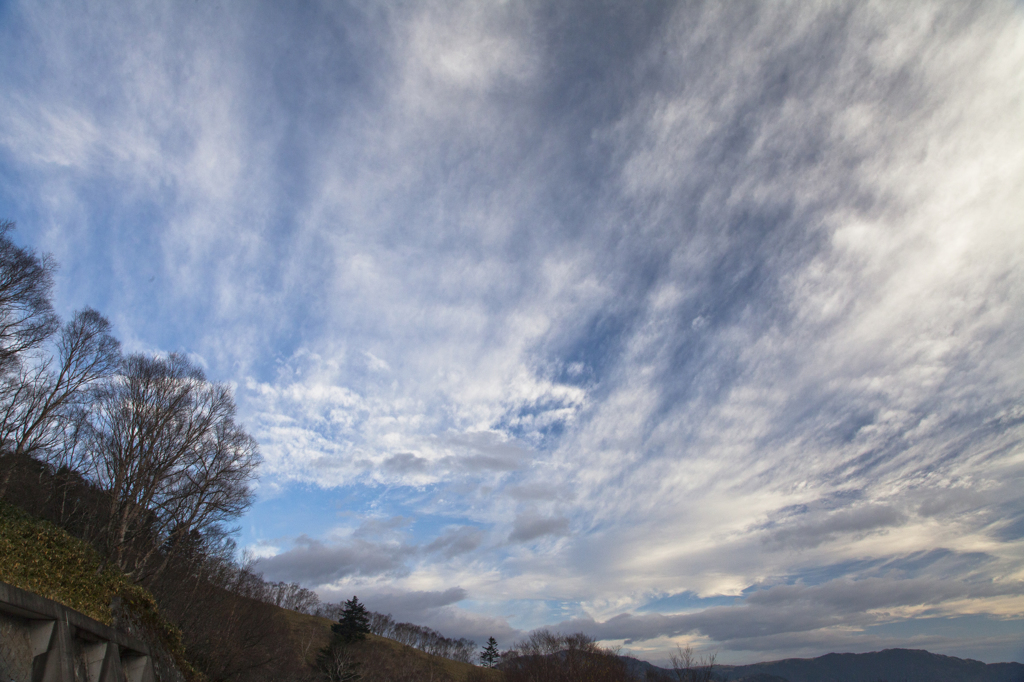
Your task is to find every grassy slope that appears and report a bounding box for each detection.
[0,501,200,681]
[280,608,503,682]
[0,500,145,623]
[0,500,498,682]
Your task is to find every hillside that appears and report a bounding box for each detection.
[280,607,501,682]
[716,649,1024,682]
[0,500,141,623]
[0,499,499,682]
[12,499,1019,682]
[0,500,200,681]
[630,649,1024,682]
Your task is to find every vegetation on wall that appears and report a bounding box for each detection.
[0,499,143,623]
[0,500,201,682]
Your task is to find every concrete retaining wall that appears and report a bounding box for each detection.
[0,582,160,682]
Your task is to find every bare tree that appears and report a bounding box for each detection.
[317,642,361,682]
[265,581,322,615]
[669,644,716,682]
[0,308,120,495]
[366,611,395,638]
[502,630,630,682]
[85,352,261,579]
[361,614,474,665]
[0,220,59,376]
[0,220,63,494]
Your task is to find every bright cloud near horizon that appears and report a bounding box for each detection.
[2,0,1023,667]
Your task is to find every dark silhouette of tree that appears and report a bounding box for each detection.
[502,630,630,682]
[365,610,395,637]
[669,644,716,682]
[332,596,371,644]
[0,308,120,492]
[317,596,371,681]
[264,580,321,614]
[0,220,58,376]
[84,352,261,580]
[0,219,321,682]
[480,636,500,668]
[0,219,64,495]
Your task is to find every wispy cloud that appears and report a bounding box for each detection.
[2,0,1022,665]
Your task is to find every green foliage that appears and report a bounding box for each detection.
[480,637,500,668]
[317,596,372,681]
[0,499,138,622]
[0,500,203,682]
[331,595,371,644]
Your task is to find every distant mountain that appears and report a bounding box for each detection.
[624,648,1024,682]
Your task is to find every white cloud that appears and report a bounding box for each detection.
[246,541,282,560]
[3,0,1022,665]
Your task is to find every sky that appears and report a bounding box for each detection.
[1,0,1023,667]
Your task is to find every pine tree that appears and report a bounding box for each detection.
[480,636,500,668]
[332,596,371,643]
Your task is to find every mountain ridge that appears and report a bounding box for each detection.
[622,648,1024,682]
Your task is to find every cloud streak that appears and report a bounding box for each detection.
[2,0,1022,665]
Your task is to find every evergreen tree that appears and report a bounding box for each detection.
[331,596,371,643]
[480,636,500,668]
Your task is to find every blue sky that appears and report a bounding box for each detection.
[2,0,1023,666]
